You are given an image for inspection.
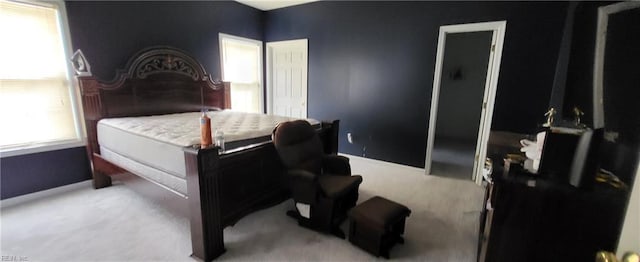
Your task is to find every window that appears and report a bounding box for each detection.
[219,33,263,113]
[0,0,83,156]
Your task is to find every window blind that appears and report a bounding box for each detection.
[0,1,80,150]
[220,34,263,114]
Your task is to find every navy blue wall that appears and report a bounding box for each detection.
[1,147,91,199]
[65,1,264,81]
[265,1,569,167]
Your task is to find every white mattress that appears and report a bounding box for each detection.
[97,110,318,193]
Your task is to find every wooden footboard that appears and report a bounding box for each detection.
[183,120,339,261]
[85,119,338,261]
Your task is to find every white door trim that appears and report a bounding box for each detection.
[424,21,506,185]
[266,39,308,117]
[219,33,264,112]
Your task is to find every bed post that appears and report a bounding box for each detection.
[321,120,340,155]
[78,76,112,189]
[222,82,231,109]
[184,147,225,261]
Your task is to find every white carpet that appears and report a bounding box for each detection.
[1,155,484,261]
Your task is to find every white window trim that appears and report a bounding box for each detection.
[0,0,87,158]
[218,33,264,113]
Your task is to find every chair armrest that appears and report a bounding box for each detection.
[322,155,351,175]
[288,169,319,204]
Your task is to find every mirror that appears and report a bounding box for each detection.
[424,21,506,184]
[594,2,640,185]
[431,31,493,180]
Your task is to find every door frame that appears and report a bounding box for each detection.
[266,39,308,117]
[424,21,506,185]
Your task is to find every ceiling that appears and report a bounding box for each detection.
[234,0,317,11]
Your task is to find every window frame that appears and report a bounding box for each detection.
[218,33,264,113]
[0,0,86,158]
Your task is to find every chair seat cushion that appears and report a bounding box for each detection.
[318,174,363,198]
[349,196,411,230]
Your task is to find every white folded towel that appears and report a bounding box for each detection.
[519,131,547,172]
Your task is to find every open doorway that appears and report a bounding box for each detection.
[425,21,506,184]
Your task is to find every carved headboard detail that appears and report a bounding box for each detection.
[85,46,225,91]
[76,46,231,155]
[135,50,202,80]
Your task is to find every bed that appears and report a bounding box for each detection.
[76,46,339,261]
[97,111,321,196]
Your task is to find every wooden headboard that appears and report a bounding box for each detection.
[77,46,231,155]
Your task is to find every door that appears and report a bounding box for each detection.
[425,21,506,184]
[266,39,308,118]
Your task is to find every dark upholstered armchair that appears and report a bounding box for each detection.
[273,120,362,238]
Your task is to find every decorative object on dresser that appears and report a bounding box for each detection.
[70,49,91,76]
[75,46,341,261]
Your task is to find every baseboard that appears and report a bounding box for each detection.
[0,180,92,209]
[340,153,425,174]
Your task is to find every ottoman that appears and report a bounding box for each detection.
[348,196,411,258]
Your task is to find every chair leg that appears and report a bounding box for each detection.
[286,210,301,220]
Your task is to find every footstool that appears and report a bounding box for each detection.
[348,196,411,258]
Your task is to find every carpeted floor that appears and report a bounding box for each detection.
[1,154,484,261]
[430,138,477,181]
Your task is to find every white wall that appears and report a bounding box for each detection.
[618,161,640,256]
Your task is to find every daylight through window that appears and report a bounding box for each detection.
[0,0,81,152]
[220,33,263,114]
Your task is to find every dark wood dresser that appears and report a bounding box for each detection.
[478,161,628,262]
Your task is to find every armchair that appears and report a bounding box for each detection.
[273,120,362,238]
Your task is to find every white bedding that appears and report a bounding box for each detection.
[97,110,319,195]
